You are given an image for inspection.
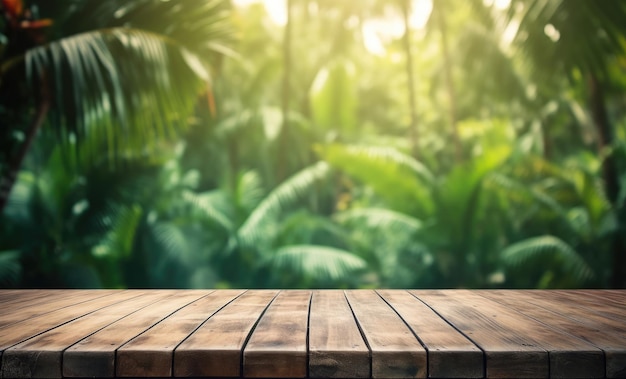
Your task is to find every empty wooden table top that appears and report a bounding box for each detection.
[0,289,624,378]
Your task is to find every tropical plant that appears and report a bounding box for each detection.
[0,0,232,211]
[503,0,626,287]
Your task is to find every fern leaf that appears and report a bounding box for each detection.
[92,204,142,259]
[182,190,233,232]
[335,208,424,235]
[502,235,594,282]
[151,222,189,259]
[319,144,433,217]
[239,162,331,247]
[321,144,434,183]
[270,245,366,282]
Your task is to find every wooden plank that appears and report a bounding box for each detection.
[0,290,76,313]
[345,290,426,379]
[378,290,482,379]
[479,290,626,378]
[174,290,278,377]
[548,290,626,324]
[0,290,138,355]
[586,289,626,305]
[63,290,210,378]
[0,290,117,328]
[1,291,163,378]
[525,290,626,330]
[308,290,370,379]
[243,290,311,378]
[415,290,604,378]
[116,289,243,377]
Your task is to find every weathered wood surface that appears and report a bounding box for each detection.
[0,290,624,378]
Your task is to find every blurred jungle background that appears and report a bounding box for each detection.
[1,0,626,289]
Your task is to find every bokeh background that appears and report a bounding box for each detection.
[1,0,625,289]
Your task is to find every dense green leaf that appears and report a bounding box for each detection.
[502,235,594,284]
[0,250,21,287]
[239,162,331,247]
[270,245,366,282]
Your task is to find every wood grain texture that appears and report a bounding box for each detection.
[378,290,482,379]
[345,290,426,379]
[174,290,278,377]
[0,290,79,314]
[415,290,604,379]
[0,290,115,328]
[115,289,243,377]
[243,290,311,378]
[548,290,626,325]
[63,290,209,378]
[0,290,136,355]
[308,290,370,379]
[1,290,162,378]
[0,289,624,379]
[480,290,626,378]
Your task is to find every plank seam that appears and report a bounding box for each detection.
[170,290,246,377]
[374,290,429,379]
[239,290,281,378]
[343,290,373,379]
[475,291,608,379]
[59,291,177,377]
[0,290,144,353]
[0,290,119,329]
[408,291,488,379]
[110,290,215,378]
[306,291,313,379]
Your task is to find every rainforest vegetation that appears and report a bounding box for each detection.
[1,0,625,289]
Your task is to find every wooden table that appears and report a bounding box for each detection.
[0,290,624,378]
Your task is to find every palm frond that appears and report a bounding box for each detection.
[269,245,366,282]
[334,207,424,236]
[319,144,434,217]
[0,250,21,287]
[151,221,189,259]
[502,235,594,283]
[91,204,142,259]
[182,190,234,233]
[22,28,209,165]
[278,210,350,248]
[323,144,434,183]
[487,172,569,219]
[234,171,265,215]
[506,0,626,79]
[239,162,331,247]
[55,0,234,60]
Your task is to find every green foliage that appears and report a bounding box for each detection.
[502,235,594,287]
[2,0,625,289]
[0,250,21,287]
[269,245,366,283]
[310,59,358,134]
[239,162,331,248]
[319,144,433,217]
[21,28,207,166]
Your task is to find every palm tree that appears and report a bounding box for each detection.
[0,0,232,212]
[504,0,626,287]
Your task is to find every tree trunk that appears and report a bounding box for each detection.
[588,74,625,288]
[0,93,50,213]
[400,0,419,160]
[435,1,461,162]
[277,0,293,183]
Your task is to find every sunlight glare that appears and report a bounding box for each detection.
[362,0,432,56]
[233,0,433,56]
[232,0,287,26]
